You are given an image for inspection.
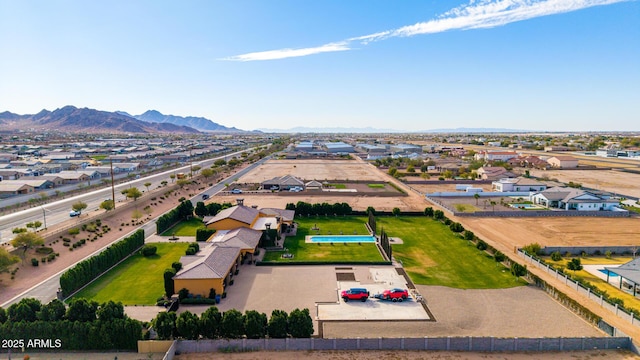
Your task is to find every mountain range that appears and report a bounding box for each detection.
[0,106,241,134]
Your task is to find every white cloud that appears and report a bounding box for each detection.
[224,0,628,61]
[221,42,350,62]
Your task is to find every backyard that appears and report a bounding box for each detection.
[262,217,383,262]
[377,216,526,289]
[264,215,525,289]
[72,242,189,305]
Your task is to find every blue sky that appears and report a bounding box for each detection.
[1,0,638,132]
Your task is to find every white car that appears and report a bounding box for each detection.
[69,210,81,217]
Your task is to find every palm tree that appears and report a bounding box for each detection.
[144,182,151,192]
[474,193,480,205]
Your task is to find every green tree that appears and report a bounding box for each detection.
[96,300,125,322]
[567,258,583,272]
[71,201,88,214]
[153,311,177,340]
[522,243,542,256]
[200,306,222,339]
[36,299,65,321]
[388,167,397,176]
[0,248,19,273]
[176,311,200,340]
[433,210,444,220]
[474,193,480,205]
[144,182,152,192]
[100,199,115,211]
[169,174,176,183]
[423,207,434,217]
[201,168,214,179]
[511,262,527,277]
[392,207,401,217]
[267,309,289,338]
[12,227,27,234]
[551,251,563,261]
[8,298,42,322]
[214,159,227,167]
[66,298,98,322]
[288,308,313,338]
[164,268,177,296]
[220,309,244,338]
[195,202,208,217]
[244,310,267,339]
[406,165,415,173]
[366,206,376,216]
[127,187,143,201]
[11,231,44,263]
[177,179,190,189]
[0,307,7,324]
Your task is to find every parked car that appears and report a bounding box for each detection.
[69,210,81,217]
[201,194,210,200]
[341,288,369,302]
[230,189,242,194]
[381,288,409,302]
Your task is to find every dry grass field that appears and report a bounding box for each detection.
[529,169,640,199]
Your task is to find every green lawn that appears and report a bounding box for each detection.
[376,216,525,289]
[327,184,346,189]
[91,155,108,161]
[453,203,477,212]
[72,243,189,305]
[367,183,385,188]
[262,217,382,262]
[160,217,205,236]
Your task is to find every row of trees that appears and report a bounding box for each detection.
[194,201,233,218]
[156,200,195,234]
[0,298,141,350]
[285,201,352,217]
[60,230,145,296]
[152,307,313,340]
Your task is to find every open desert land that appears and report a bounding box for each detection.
[236,159,384,182]
[529,169,640,199]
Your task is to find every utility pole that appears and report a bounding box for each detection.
[41,205,47,229]
[110,157,116,209]
[190,149,193,178]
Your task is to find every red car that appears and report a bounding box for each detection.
[341,288,369,302]
[382,288,409,302]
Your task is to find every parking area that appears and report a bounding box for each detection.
[318,267,429,321]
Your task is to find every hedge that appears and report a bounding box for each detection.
[0,318,141,350]
[60,230,145,297]
[156,200,194,234]
[196,228,216,242]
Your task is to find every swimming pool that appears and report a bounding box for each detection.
[598,269,619,277]
[308,235,376,243]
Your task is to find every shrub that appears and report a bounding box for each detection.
[449,222,464,233]
[35,246,54,255]
[31,258,39,267]
[185,248,196,256]
[551,251,563,261]
[606,250,612,259]
[463,230,475,240]
[443,218,452,226]
[172,262,183,272]
[494,250,506,262]
[522,243,542,256]
[476,240,488,251]
[141,245,158,257]
[178,288,190,300]
[196,228,216,242]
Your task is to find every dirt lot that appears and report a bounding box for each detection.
[529,169,640,199]
[237,159,386,182]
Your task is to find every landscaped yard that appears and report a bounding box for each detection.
[72,243,189,305]
[327,183,347,189]
[262,217,383,262]
[367,183,385,188]
[453,203,477,212]
[160,217,205,236]
[544,256,640,311]
[376,216,526,289]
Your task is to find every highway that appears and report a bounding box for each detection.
[0,148,257,245]
[0,153,271,307]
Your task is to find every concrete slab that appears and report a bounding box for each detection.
[318,267,430,321]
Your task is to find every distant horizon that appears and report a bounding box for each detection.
[1,0,638,132]
[2,105,640,134]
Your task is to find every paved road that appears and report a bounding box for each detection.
[0,147,258,245]
[0,153,271,307]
